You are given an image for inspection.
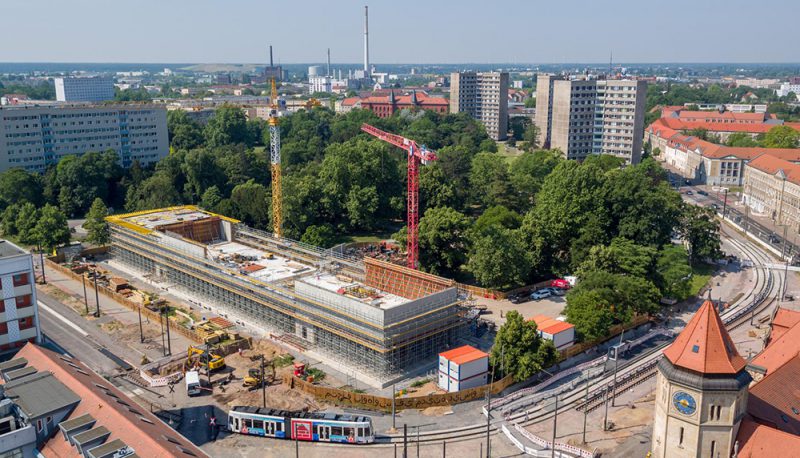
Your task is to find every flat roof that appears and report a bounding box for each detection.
[106,206,239,235]
[0,240,26,259]
[440,345,488,365]
[298,273,408,309]
[208,241,315,284]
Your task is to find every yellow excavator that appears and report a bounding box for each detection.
[187,346,226,372]
[243,358,275,389]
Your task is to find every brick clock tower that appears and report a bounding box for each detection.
[651,300,751,458]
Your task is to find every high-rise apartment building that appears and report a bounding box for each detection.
[0,240,41,354]
[0,104,169,172]
[54,76,115,102]
[450,72,509,141]
[535,74,647,163]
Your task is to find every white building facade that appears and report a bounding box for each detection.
[54,77,115,102]
[0,104,169,172]
[0,241,42,354]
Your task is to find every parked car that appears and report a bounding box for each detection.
[508,293,531,304]
[549,278,571,289]
[543,287,566,296]
[697,190,708,196]
[685,191,693,195]
[530,289,552,300]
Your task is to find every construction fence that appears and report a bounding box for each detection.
[45,258,204,345]
[285,374,514,410]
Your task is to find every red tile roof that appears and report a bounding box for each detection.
[341,97,361,107]
[747,354,800,435]
[655,117,798,134]
[751,311,800,374]
[663,300,747,374]
[735,417,800,458]
[747,153,800,186]
[665,109,770,123]
[439,345,488,365]
[360,91,448,107]
[15,344,207,458]
[769,308,800,344]
[648,119,800,162]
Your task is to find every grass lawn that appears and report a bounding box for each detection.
[497,142,523,164]
[689,264,716,296]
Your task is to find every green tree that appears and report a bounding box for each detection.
[33,204,71,251]
[680,205,722,264]
[467,228,531,289]
[725,132,759,147]
[656,245,693,300]
[15,202,40,245]
[345,185,380,230]
[125,173,183,211]
[509,149,562,208]
[469,153,514,209]
[417,206,470,275]
[563,290,616,341]
[200,185,223,211]
[52,151,122,217]
[84,198,110,246]
[1,204,21,236]
[181,148,226,201]
[491,310,557,382]
[471,205,522,237]
[167,110,203,150]
[522,123,541,151]
[577,238,657,279]
[0,168,43,210]
[301,224,337,248]
[203,105,249,147]
[763,125,800,148]
[230,180,270,228]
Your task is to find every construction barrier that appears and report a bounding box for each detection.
[286,374,514,411]
[559,315,652,361]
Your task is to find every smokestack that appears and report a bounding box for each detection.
[327,48,331,77]
[269,45,274,68]
[363,6,369,75]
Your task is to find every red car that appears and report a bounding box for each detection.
[549,279,570,289]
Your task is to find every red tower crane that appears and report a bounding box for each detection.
[360,123,437,269]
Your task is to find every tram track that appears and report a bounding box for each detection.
[363,226,781,448]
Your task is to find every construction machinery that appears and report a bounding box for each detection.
[360,124,438,269]
[187,346,226,372]
[269,79,283,237]
[242,361,275,389]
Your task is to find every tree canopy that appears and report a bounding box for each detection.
[491,310,557,382]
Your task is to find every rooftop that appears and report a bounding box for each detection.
[439,345,488,365]
[747,354,800,435]
[298,273,407,310]
[735,417,800,458]
[747,154,800,186]
[662,299,747,375]
[0,240,26,259]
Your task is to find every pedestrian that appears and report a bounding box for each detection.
[209,414,218,441]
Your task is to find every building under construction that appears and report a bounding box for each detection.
[107,206,467,386]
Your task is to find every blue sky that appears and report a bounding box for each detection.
[1,0,797,64]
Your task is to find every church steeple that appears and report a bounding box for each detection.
[663,299,746,375]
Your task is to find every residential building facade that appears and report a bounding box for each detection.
[0,104,169,172]
[360,90,448,118]
[54,77,115,102]
[742,154,800,233]
[450,72,508,140]
[0,240,41,354]
[309,76,332,94]
[778,83,800,98]
[535,74,647,163]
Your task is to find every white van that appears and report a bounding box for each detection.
[186,370,202,396]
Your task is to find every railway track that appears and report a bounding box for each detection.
[362,227,781,448]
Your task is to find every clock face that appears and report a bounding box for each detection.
[673,391,697,416]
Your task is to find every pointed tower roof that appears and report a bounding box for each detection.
[663,299,746,375]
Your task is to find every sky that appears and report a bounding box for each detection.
[1,0,798,64]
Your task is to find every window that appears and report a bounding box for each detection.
[252,420,263,430]
[679,427,684,446]
[331,426,343,436]
[15,295,32,308]
[36,419,43,432]
[711,440,716,457]
[244,419,253,428]
[12,274,29,287]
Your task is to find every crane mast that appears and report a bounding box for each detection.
[360,123,437,269]
[269,79,282,237]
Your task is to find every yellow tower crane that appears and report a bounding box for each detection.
[269,79,282,237]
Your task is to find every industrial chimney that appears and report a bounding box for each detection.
[269,45,274,68]
[363,6,370,75]
[327,48,331,77]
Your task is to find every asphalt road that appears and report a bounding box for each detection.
[36,289,131,376]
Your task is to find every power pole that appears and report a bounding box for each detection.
[92,270,100,318]
[403,424,407,458]
[82,275,89,315]
[206,342,212,387]
[551,395,558,458]
[582,375,590,444]
[138,304,144,343]
[722,188,728,219]
[261,354,267,408]
[486,390,491,458]
[160,309,166,356]
[164,307,172,356]
[38,244,46,284]
[391,384,396,431]
[603,384,610,431]
[611,330,624,407]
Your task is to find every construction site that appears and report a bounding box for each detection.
[106,206,469,387]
